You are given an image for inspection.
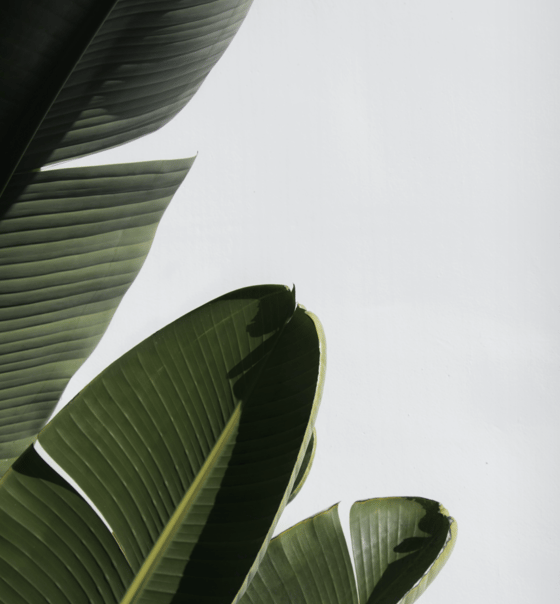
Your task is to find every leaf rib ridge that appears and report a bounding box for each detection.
[120,403,243,604]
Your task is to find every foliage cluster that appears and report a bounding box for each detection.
[0,1,456,602]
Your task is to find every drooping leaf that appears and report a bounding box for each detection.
[240,497,457,604]
[0,284,326,604]
[0,159,193,472]
[0,0,254,193]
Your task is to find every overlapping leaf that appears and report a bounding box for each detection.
[1,0,254,191]
[0,0,114,190]
[0,159,193,471]
[0,284,326,604]
[0,0,255,472]
[0,449,133,604]
[240,497,457,604]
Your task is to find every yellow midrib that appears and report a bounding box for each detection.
[120,402,242,604]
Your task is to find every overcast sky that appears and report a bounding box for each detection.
[55,2,560,603]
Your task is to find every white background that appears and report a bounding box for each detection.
[55,1,560,603]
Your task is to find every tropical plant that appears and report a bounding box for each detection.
[0,2,457,603]
[239,497,456,604]
[0,0,254,471]
[0,285,326,602]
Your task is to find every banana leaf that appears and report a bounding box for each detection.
[1,0,254,191]
[0,159,193,472]
[288,427,316,504]
[240,497,457,604]
[0,0,255,471]
[0,284,326,603]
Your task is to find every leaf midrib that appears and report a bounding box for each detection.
[120,401,241,604]
[120,293,295,603]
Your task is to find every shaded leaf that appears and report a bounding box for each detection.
[0,0,116,192]
[240,497,456,604]
[1,0,254,191]
[28,0,254,168]
[0,284,326,604]
[288,427,316,504]
[352,497,456,604]
[0,0,256,467]
[0,449,133,604]
[0,158,193,472]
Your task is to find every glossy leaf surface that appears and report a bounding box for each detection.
[0,285,326,603]
[240,497,456,604]
[0,159,193,471]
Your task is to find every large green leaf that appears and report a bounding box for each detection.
[240,497,457,604]
[0,0,256,470]
[0,284,326,603]
[0,159,193,472]
[1,0,254,192]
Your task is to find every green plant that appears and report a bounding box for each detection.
[0,2,456,603]
[240,497,456,604]
[1,285,325,602]
[0,0,254,470]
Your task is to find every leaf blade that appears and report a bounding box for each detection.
[0,0,116,193]
[240,504,358,604]
[0,285,325,603]
[17,0,255,171]
[239,497,456,604]
[351,498,457,604]
[0,158,193,470]
[0,448,133,604]
[288,427,316,504]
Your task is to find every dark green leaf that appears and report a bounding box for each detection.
[240,497,457,604]
[0,0,116,193]
[1,0,254,192]
[352,497,456,604]
[0,285,326,604]
[0,449,133,604]
[0,159,193,471]
[288,427,316,504]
